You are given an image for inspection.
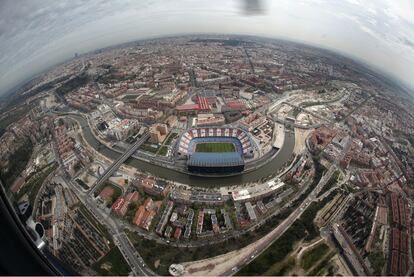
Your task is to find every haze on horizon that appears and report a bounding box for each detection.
[1,0,414,96]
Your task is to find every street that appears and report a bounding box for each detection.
[219,164,337,276]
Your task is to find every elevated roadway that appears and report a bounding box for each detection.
[67,114,296,186]
[171,164,337,276]
[89,133,149,196]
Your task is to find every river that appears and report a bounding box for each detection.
[71,115,295,186]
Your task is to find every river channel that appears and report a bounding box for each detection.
[71,114,295,186]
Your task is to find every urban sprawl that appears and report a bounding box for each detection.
[1,35,414,276]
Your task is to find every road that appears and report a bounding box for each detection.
[220,164,337,276]
[88,132,149,196]
[339,95,374,123]
[242,45,255,74]
[282,101,332,123]
[83,198,154,276]
[65,176,155,276]
[65,112,296,186]
[272,115,323,129]
[51,122,154,277]
[113,231,154,276]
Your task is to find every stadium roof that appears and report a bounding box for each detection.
[188,152,244,167]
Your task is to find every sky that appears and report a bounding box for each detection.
[0,0,414,95]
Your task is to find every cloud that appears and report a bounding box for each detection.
[383,0,414,24]
[0,0,413,95]
[400,37,414,51]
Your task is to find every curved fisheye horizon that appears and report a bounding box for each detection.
[0,1,414,277]
[1,0,414,96]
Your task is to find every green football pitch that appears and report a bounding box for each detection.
[195,142,236,153]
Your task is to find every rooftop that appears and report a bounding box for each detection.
[188,152,244,167]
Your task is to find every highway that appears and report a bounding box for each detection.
[220,164,337,276]
[61,175,155,276]
[83,198,155,276]
[243,45,255,74]
[88,133,149,196]
[114,232,155,276]
[52,123,153,276]
[67,113,296,186]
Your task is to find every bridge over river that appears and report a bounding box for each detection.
[69,114,296,187]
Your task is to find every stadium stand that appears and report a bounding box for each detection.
[176,127,254,174]
[187,152,245,174]
[177,127,253,158]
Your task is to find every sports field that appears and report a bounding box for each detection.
[195,142,236,153]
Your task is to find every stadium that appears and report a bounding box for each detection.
[176,127,255,174]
